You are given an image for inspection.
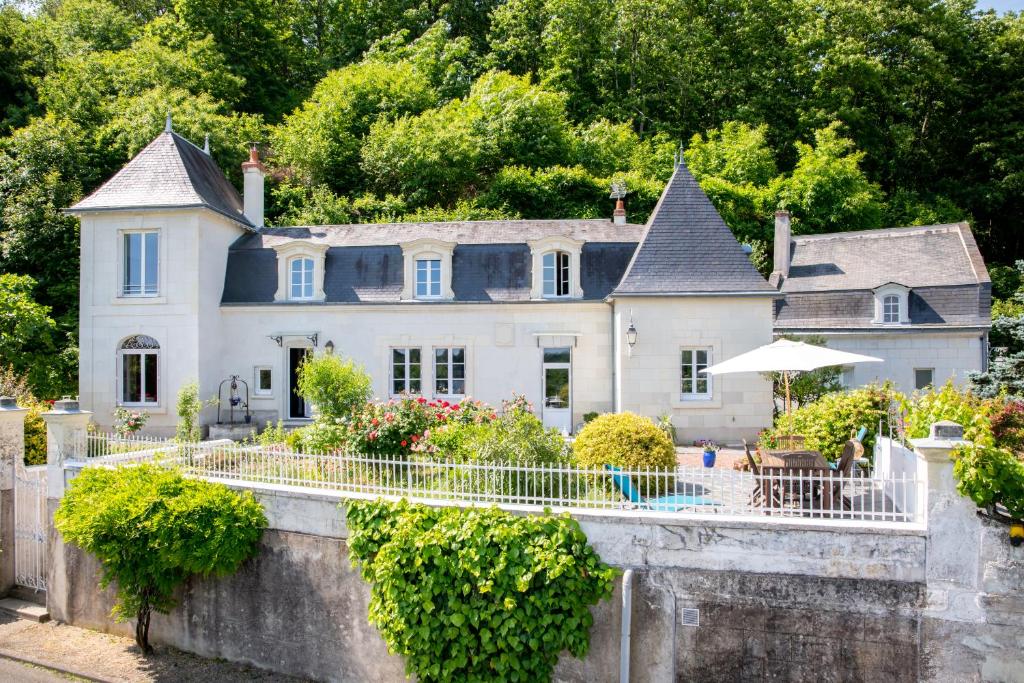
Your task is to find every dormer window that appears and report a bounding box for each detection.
[400,239,455,301]
[543,251,571,297]
[272,241,328,303]
[528,237,583,300]
[415,258,442,298]
[290,257,315,300]
[882,295,900,323]
[873,283,910,325]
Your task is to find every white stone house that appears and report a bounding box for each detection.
[68,125,781,440]
[770,214,991,394]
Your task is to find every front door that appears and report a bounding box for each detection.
[288,347,312,419]
[542,347,572,433]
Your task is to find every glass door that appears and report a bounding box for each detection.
[542,347,571,433]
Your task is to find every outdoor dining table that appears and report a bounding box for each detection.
[757,449,834,510]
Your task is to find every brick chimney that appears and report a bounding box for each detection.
[613,197,627,225]
[242,144,265,228]
[772,210,791,282]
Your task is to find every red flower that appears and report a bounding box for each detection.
[411,434,419,442]
[371,418,379,426]
[490,413,497,420]
[452,404,461,411]
[400,440,407,447]
[368,431,378,440]
[417,397,427,404]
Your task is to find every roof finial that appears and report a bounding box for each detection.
[203,134,211,155]
[165,111,172,133]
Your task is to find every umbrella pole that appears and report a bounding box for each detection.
[784,370,792,417]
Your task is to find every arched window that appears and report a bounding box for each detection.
[882,294,900,323]
[542,250,571,297]
[119,335,159,406]
[289,257,314,300]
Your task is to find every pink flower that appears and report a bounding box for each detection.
[411,435,419,442]
[385,413,395,423]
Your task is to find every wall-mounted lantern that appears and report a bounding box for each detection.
[625,311,638,357]
[325,340,335,354]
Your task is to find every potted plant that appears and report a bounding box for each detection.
[700,440,718,468]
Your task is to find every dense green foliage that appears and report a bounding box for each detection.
[972,261,1024,398]
[2,0,1022,393]
[175,380,215,442]
[53,465,267,652]
[954,444,1024,520]
[296,353,373,419]
[902,381,996,446]
[345,500,616,682]
[0,366,48,465]
[763,385,892,462]
[0,274,73,397]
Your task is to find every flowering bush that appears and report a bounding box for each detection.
[113,407,149,437]
[989,400,1024,452]
[346,396,496,457]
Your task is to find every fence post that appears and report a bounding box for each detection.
[41,398,91,621]
[911,420,983,611]
[0,396,28,596]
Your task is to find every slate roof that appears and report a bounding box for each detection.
[779,223,989,293]
[255,220,645,247]
[774,223,991,330]
[613,161,776,296]
[67,131,252,227]
[222,224,641,304]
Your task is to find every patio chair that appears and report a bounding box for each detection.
[825,440,863,510]
[604,465,717,512]
[742,439,776,507]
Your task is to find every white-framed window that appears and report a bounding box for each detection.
[118,335,159,406]
[434,347,466,396]
[289,257,315,300]
[254,366,273,396]
[272,241,328,303]
[415,259,441,299]
[391,348,422,395]
[681,348,712,399]
[883,295,900,324]
[542,251,571,297]
[122,231,159,296]
[528,237,583,299]
[873,283,909,325]
[400,239,455,301]
[914,368,934,391]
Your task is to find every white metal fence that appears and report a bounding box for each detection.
[76,434,922,524]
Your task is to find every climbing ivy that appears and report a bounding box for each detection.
[345,500,617,682]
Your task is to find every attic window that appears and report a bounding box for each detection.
[528,237,583,300]
[271,241,328,303]
[873,283,910,325]
[400,239,455,301]
[543,251,571,297]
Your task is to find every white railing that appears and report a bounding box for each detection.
[75,434,922,524]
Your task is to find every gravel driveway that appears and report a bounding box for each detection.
[0,613,311,682]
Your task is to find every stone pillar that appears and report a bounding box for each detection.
[41,398,91,621]
[0,396,28,596]
[41,398,91,501]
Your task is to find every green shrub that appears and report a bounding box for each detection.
[345,500,616,682]
[954,444,1024,519]
[572,412,676,495]
[903,381,995,447]
[583,411,599,423]
[252,419,288,447]
[765,384,893,462]
[54,465,266,653]
[296,353,373,419]
[175,381,216,443]
[425,407,569,466]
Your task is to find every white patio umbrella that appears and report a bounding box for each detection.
[700,339,883,415]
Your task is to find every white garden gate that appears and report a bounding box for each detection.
[14,461,47,592]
